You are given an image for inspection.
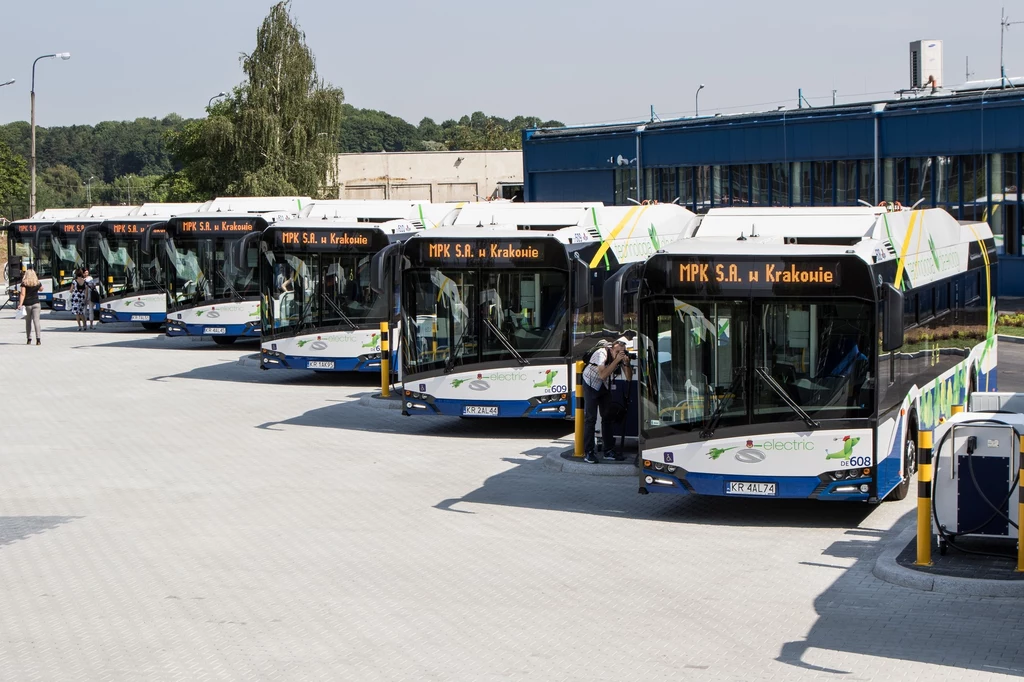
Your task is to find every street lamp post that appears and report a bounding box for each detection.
[30,52,71,216]
[86,176,94,204]
[695,83,705,117]
[208,91,228,109]
[0,79,14,88]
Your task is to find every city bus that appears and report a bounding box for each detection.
[613,206,997,502]
[259,201,458,372]
[6,209,88,306]
[73,203,204,329]
[41,206,139,313]
[159,197,309,344]
[396,203,696,419]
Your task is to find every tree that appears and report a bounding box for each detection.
[0,140,29,218]
[166,1,343,198]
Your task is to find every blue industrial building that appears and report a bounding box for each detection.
[522,89,1024,293]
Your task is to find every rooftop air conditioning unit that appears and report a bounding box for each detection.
[910,40,943,89]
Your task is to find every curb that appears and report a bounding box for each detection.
[997,333,1024,345]
[357,392,404,411]
[543,448,639,476]
[872,525,1024,596]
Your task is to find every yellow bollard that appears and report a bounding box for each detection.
[951,404,964,415]
[379,321,390,398]
[916,429,934,566]
[1018,437,1024,572]
[574,361,585,457]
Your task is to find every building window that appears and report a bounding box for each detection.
[858,160,875,205]
[711,166,729,206]
[679,167,695,209]
[936,156,959,205]
[962,154,987,222]
[791,162,810,205]
[731,165,751,206]
[771,163,789,206]
[752,164,770,206]
[614,168,637,205]
[813,161,834,205]
[883,158,906,203]
[836,160,857,205]
[695,166,711,211]
[655,168,678,203]
[908,158,934,207]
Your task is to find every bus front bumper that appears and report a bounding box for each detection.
[165,321,260,337]
[639,465,872,501]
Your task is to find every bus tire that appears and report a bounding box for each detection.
[888,422,917,501]
[211,336,237,346]
[141,322,163,331]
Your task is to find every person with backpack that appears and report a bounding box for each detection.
[69,268,89,331]
[83,267,100,330]
[581,340,633,463]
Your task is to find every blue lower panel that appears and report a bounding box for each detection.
[264,355,368,372]
[410,397,568,419]
[166,322,258,338]
[102,310,167,323]
[642,469,870,501]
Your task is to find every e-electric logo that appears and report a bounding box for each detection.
[206,311,221,318]
[310,341,328,351]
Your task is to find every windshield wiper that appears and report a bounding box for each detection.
[321,293,357,329]
[755,366,820,430]
[483,317,529,366]
[700,367,744,439]
[444,326,469,374]
[215,269,243,301]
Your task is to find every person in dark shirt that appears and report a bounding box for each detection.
[17,268,43,345]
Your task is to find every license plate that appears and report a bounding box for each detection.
[131,314,150,321]
[463,405,499,416]
[204,327,226,334]
[726,481,777,496]
[308,360,335,370]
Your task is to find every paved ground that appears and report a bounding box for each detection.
[2,311,1024,681]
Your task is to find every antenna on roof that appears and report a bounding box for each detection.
[626,198,641,205]
[857,199,874,207]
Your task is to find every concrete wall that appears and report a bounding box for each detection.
[336,150,523,202]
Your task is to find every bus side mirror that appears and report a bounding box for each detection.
[882,284,904,352]
[370,242,401,295]
[572,255,591,310]
[603,262,642,332]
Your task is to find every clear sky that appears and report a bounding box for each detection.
[0,0,1021,128]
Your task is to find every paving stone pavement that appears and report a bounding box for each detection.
[1,311,1023,681]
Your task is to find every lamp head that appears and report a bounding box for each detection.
[698,83,705,90]
[56,53,71,60]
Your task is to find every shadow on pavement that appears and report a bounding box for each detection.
[256,396,574,441]
[777,510,1024,677]
[0,516,80,550]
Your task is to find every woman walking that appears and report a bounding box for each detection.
[69,268,88,331]
[17,268,43,345]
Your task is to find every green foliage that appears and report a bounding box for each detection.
[339,105,420,152]
[167,1,344,199]
[0,139,29,219]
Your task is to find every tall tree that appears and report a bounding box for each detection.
[168,1,344,199]
[0,140,29,219]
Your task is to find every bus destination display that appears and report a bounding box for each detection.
[673,259,841,290]
[58,223,89,234]
[275,229,370,248]
[178,219,256,235]
[420,240,546,264]
[112,222,158,235]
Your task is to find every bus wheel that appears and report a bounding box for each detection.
[211,336,237,346]
[141,322,163,331]
[888,431,916,501]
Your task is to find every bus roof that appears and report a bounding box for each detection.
[201,197,311,214]
[28,208,89,220]
[270,217,423,235]
[448,202,603,229]
[135,203,204,217]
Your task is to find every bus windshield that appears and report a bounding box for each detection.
[97,235,163,296]
[260,250,385,334]
[402,267,569,375]
[640,298,874,431]
[50,234,84,290]
[162,236,258,308]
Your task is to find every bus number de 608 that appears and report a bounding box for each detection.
[841,456,872,468]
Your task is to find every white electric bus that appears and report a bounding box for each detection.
[6,208,87,306]
[60,203,203,327]
[611,206,997,502]
[395,203,696,419]
[258,201,456,372]
[159,197,309,344]
[42,206,141,313]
